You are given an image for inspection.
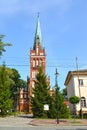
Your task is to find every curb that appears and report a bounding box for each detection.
[29,119,87,126]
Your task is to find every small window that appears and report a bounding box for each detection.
[79,79,83,86]
[32,71,35,78]
[20,94,23,98]
[36,59,38,66]
[24,94,27,99]
[39,59,42,67]
[33,60,35,67]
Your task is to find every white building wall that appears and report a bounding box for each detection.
[73,76,81,112]
[67,77,75,112]
[67,74,87,114]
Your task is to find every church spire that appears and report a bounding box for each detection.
[33,14,43,49]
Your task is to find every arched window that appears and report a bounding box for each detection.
[36,59,38,66]
[81,97,86,107]
[32,71,35,78]
[33,59,35,67]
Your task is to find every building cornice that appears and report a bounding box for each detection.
[64,70,87,86]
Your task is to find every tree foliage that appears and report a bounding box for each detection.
[0,63,13,116]
[31,67,55,118]
[55,87,70,118]
[31,67,70,118]
[62,87,67,99]
[69,96,80,119]
[0,35,12,57]
[69,96,80,104]
[0,64,27,116]
[10,68,27,111]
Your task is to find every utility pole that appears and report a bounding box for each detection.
[76,57,83,119]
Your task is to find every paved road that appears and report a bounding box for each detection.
[0,115,87,130]
[0,115,33,127]
[0,126,87,130]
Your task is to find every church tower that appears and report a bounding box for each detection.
[29,15,46,112]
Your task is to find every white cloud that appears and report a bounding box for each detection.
[0,0,72,16]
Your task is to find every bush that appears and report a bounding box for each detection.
[83,114,87,119]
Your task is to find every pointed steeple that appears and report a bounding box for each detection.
[33,14,43,49]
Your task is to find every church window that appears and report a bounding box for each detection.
[33,60,35,67]
[32,71,35,78]
[40,59,42,66]
[20,94,23,98]
[36,59,39,66]
[24,94,27,99]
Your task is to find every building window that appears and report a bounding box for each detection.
[33,60,35,67]
[24,94,27,99]
[36,59,38,66]
[20,94,23,98]
[40,59,42,66]
[79,79,83,86]
[81,97,86,107]
[32,71,35,78]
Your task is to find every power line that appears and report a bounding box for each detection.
[3,64,76,69]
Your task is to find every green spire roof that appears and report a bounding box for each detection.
[33,15,43,49]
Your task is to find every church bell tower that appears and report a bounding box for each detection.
[29,15,46,112]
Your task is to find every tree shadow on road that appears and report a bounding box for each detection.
[17,114,33,119]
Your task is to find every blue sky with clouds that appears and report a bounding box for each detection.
[0,0,87,89]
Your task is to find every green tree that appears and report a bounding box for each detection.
[10,68,27,94]
[0,65,27,113]
[69,96,80,120]
[31,67,54,118]
[69,96,80,114]
[55,87,70,118]
[0,35,12,57]
[10,68,27,111]
[62,87,67,99]
[0,63,13,116]
[31,67,70,118]
[69,96,80,105]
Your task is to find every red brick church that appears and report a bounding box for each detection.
[18,15,50,113]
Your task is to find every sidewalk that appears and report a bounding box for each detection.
[29,119,87,126]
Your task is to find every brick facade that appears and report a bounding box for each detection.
[19,16,50,113]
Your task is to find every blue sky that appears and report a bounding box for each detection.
[0,0,87,90]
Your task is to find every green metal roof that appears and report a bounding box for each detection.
[33,15,43,49]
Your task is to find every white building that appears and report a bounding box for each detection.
[64,70,87,115]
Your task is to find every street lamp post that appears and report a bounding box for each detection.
[55,68,59,124]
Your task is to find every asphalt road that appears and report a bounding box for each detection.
[0,115,87,130]
[0,126,87,130]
